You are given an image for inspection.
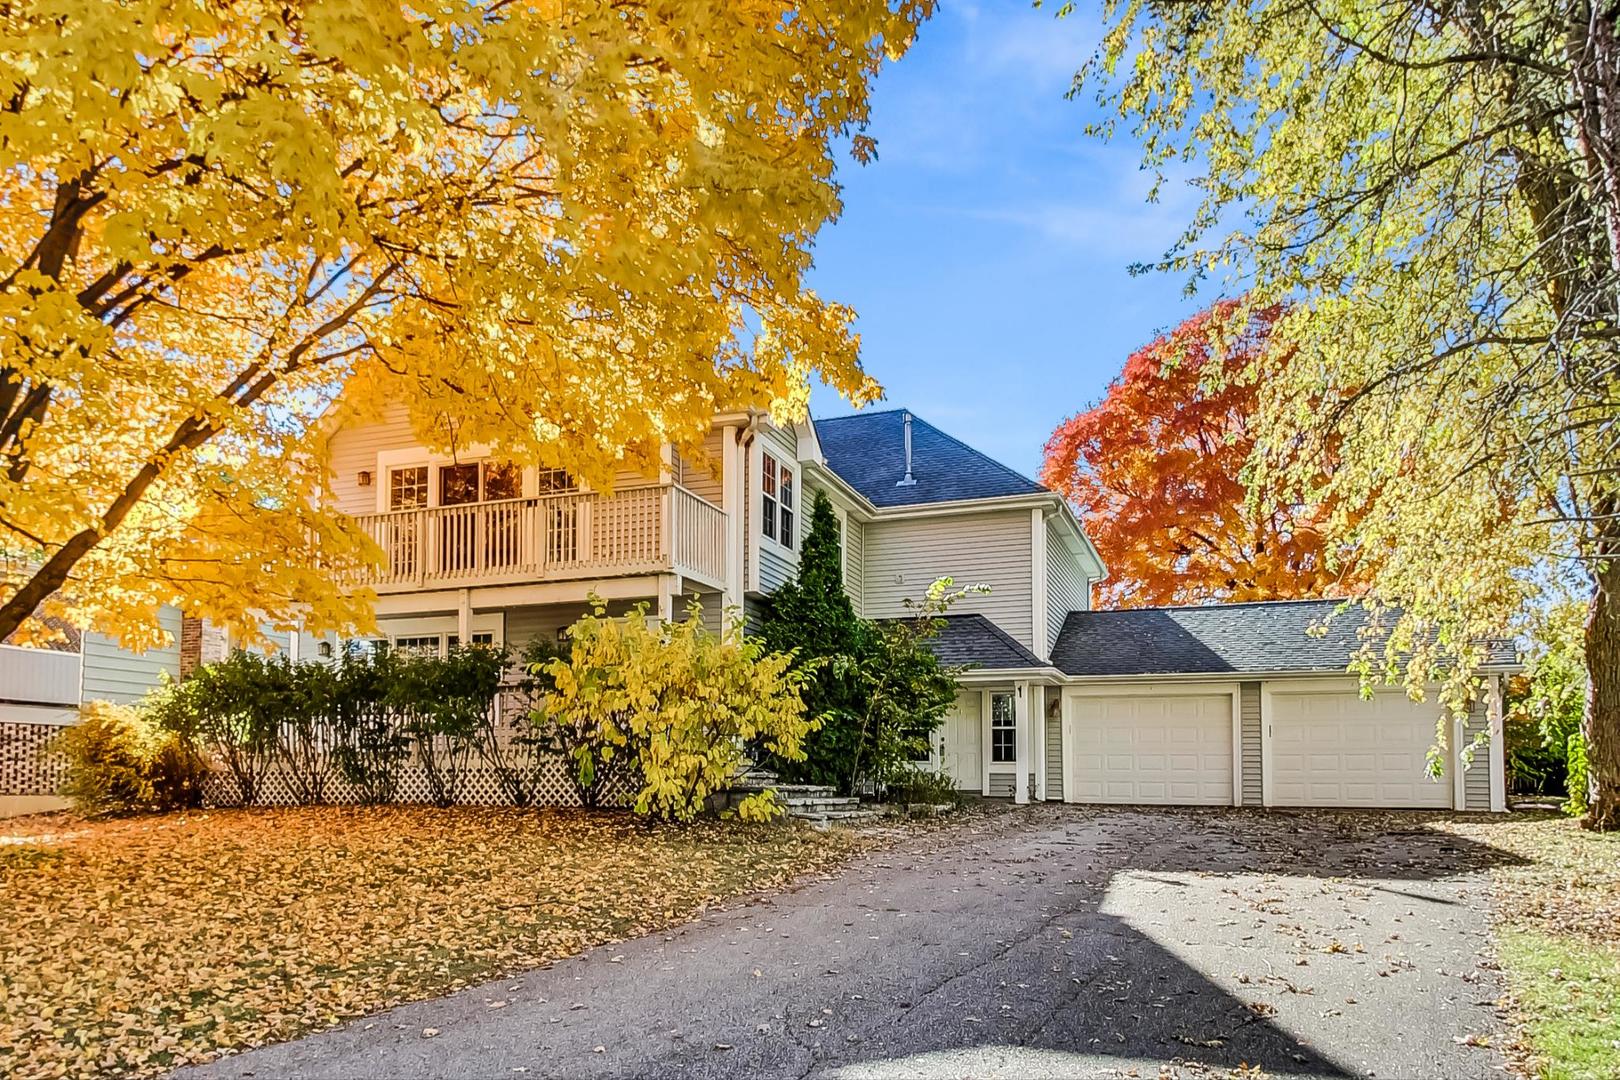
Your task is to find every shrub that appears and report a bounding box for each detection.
[762,496,973,797]
[1505,599,1588,809]
[533,599,814,820]
[328,646,410,804]
[885,767,962,807]
[388,644,508,806]
[54,700,208,815]
[759,488,869,790]
[147,652,280,806]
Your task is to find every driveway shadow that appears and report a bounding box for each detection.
[176,807,1519,1080]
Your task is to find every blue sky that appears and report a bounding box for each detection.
[806,1,1213,480]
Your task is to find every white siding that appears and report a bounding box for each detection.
[326,404,419,516]
[862,510,1035,649]
[325,402,660,518]
[81,606,182,704]
[1045,701,1063,800]
[1465,694,1493,811]
[844,516,865,615]
[1045,522,1088,656]
[1240,681,1262,806]
[754,421,801,594]
[674,428,725,507]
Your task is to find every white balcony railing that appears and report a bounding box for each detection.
[350,484,727,593]
[0,644,82,707]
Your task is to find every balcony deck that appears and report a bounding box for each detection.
[350,484,727,595]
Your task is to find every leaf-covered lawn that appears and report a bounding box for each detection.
[0,807,873,1078]
[1439,813,1620,1080]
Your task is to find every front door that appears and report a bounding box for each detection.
[437,462,481,573]
[937,691,984,793]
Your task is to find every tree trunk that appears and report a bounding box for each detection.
[1584,535,1620,830]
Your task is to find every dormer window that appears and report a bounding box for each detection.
[761,452,795,549]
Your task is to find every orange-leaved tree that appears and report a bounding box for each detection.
[1041,302,1366,609]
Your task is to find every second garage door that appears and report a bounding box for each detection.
[1068,692,1233,804]
[1268,688,1452,808]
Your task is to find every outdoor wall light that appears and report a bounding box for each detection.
[357,470,373,487]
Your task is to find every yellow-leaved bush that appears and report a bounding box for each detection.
[52,699,209,816]
[533,601,815,822]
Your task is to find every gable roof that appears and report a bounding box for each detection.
[812,409,1047,509]
[926,613,1046,670]
[1050,599,1519,677]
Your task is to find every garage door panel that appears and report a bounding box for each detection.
[1269,689,1450,808]
[1068,692,1233,806]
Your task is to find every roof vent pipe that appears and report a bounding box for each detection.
[897,411,917,487]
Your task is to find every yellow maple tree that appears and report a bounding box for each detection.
[0,0,928,646]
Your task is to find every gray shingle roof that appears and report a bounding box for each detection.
[813,409,1047,508]
[1050,599,1519,677]
[926,614,1046,670]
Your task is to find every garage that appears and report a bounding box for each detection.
[1067,690,1234,805]
[1049,600,1513,812]
[1267,684,1452,808]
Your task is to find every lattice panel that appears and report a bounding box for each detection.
[203,753,635,808]
[0,723,69,797]
[201,687,638,809]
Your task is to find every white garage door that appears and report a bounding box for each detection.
[1269,689,1451,808]
[1068,693,1233,805]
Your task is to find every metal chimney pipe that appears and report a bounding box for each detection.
[897,411,917,487]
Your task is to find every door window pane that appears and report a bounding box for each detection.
[484,462,521,501]
[439,463,480,505]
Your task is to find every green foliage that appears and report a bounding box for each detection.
[884,767,962,808]
[533,598,814,821]
[759,488,869,789]
[1507,601,1590,811]
[386,645,509,807]
[762,493,973,796]
[147,643,510,807]
[54,700,206,816]
[327,647,411,805]
[844,578,973,795]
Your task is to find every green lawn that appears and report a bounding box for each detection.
[1441,814,1620,1080]
[1497,931,1620,1080]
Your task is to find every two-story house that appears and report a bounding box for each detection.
[325,402,1514,813]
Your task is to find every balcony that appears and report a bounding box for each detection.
[350,484,727,594]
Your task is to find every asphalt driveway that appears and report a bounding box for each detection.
[181,805,1515,1080]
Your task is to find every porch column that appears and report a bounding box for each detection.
[1488,673,1507,812]
[456,588,472,647]
[721,424,744,611]
[1031,685,1047,802]
[657,574,676,624]
[1013,680,1031,805]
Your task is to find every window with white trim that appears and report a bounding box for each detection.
[389,466,429,510]
[761,452,795,549]
[990,692,1016,763]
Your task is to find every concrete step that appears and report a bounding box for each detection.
[800,808,886,828]
[778,797,861,813]
[734,782,840,798]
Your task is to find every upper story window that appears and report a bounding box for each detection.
[389,460,520,511]
[389,466,429,510]
[535,467,576,495]
[761,452,795,548]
